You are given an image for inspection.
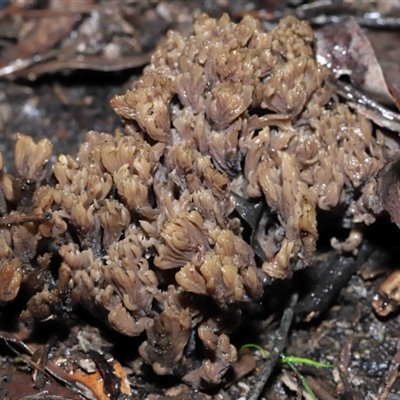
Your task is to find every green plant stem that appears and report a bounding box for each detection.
[285,360,317,400]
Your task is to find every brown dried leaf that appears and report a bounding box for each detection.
[0,9,78,76]
[366,30,400,111]
[0,365,80,400]
[371,151,400,227]
[315,17,396,107]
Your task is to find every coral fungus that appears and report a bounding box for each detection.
[0,14,391,387]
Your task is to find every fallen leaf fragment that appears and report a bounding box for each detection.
[57,358,131,400]
[371,151,400,226]
[315,17,396,107]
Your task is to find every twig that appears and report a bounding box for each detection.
[335,80,400,133]
[1,335,96,399]
[338,334,356,399]
[379,383,390,400]
[0,212,52,226]
[247,293,298,400]
[295,241,374,320]
[89,350,121,399]
[339,370,355,400]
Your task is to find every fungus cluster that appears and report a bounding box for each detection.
[0,14,390,387]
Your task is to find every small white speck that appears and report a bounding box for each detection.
[238,381,250,392]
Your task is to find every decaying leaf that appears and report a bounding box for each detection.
[315,16,396,107]
[366,30,400,111]
[371,151,400,227]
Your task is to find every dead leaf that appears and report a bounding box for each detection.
[281,370,314,400]
[0,364,80,400]
[315,17,397,107]
[371,151,400,227]
[366,30,400,111]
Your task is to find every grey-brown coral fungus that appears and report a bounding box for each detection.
[0,13,391,388]
[111,13,387,280]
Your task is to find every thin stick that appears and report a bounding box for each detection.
[247,293,298,400]
[0,212,52,226]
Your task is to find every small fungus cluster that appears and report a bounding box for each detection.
[0,14,391,387]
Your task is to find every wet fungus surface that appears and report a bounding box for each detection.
[0,14,393,388]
